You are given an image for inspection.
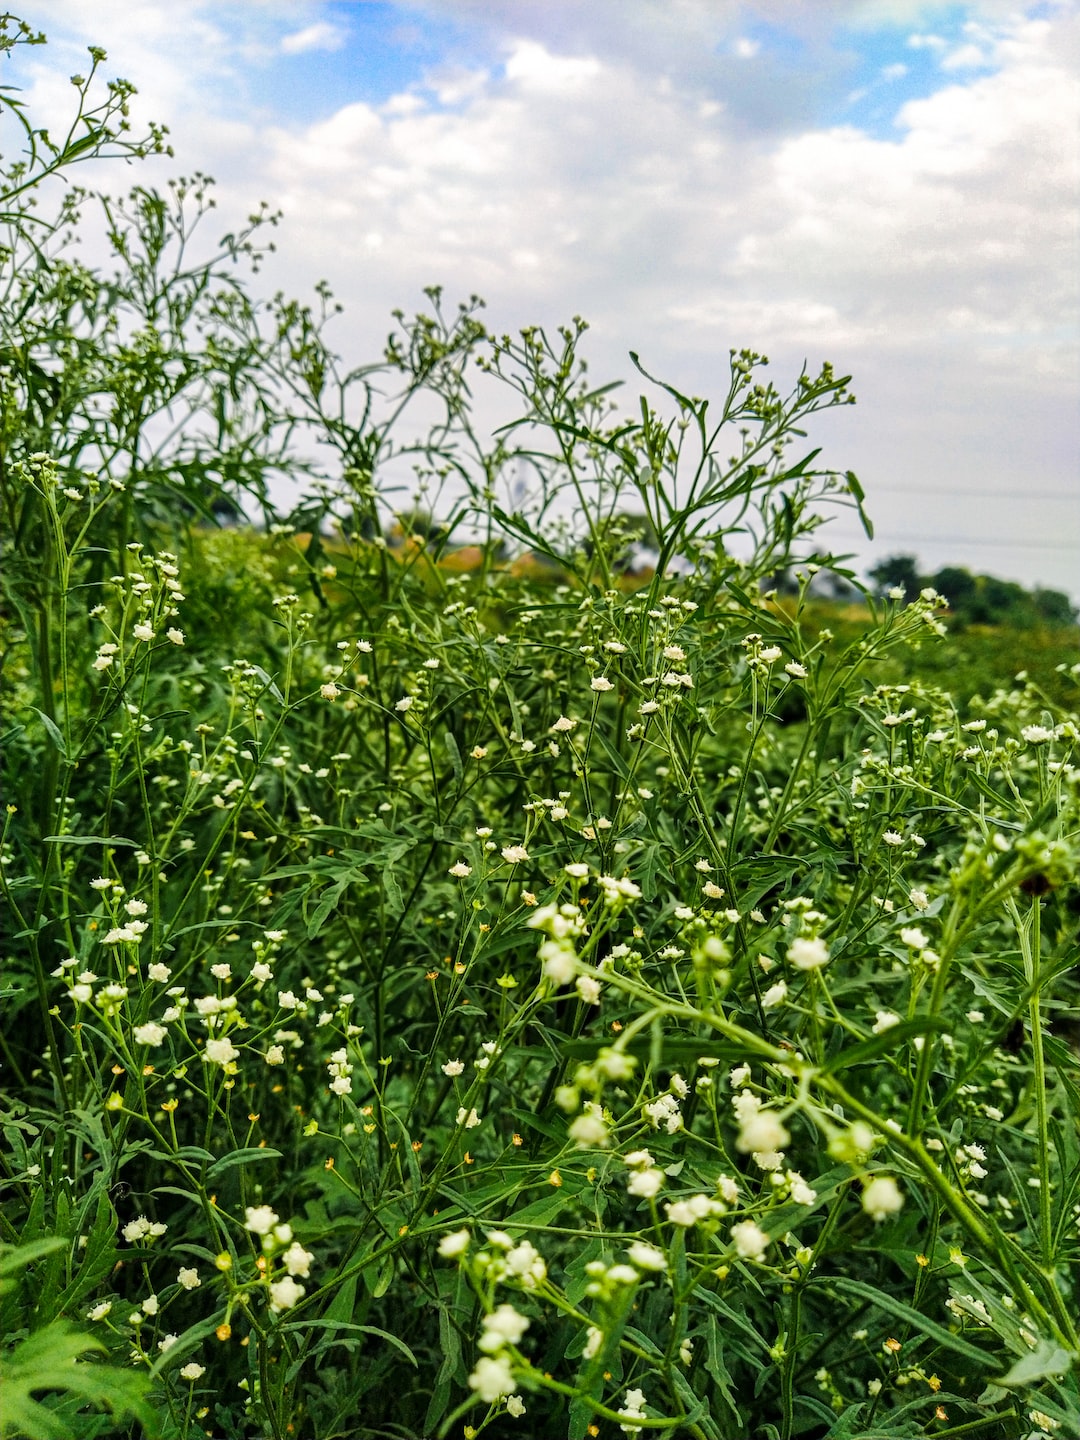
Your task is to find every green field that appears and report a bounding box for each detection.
[2,19,1078,1440]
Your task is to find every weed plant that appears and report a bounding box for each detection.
[1,19,1078,1440]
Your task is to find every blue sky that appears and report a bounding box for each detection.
[248,2,1016,135]
[18,0,1080,596]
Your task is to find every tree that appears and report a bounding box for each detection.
[867,553,922,599]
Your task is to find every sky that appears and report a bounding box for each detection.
[12,0,1080,598]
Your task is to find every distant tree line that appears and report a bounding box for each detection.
[867,555,1077,628]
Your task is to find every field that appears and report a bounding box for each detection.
[2,19,1079,1440]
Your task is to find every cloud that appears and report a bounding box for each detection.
[280,20,346,56]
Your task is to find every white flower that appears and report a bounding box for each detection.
[787,1171,818,1206]
[735,1109,790,1155]
[564,862,590,878]
[501,845,529,864]
[437,1228,471,1259]
[598,874,641,903]
[627,1168,665,1199]
[575,974,602,1005]
[264,1045,285,1065]
[1021,725,1053,744]
[320,682,339,701]
[787,937,829,970]
[729,1064,751,1088]
[506,1395,526,1418]
[665,1194,718,1227]
[480,1304,530,1350]
[862,1175,904,1222]
[88,1301,112,1321]
[627,1241,667,1271]
[568,1106,609,1148]
[643,1093,683,1133]
[167,628,185,645]
[456,1107,481,1129]
[785,661,807,678]
[504,1240,546,1287]
[269,1276,305,1312]
[177,1267,201,1290]
[283,1243,314,1277]
[448,861,472,878]
[468,1354,515,1403]
[550,715,576,732]
[590,676,614,692]
[900,926,928,950]
[908,888,929,911]
[540,940,577,985]
[147,963,171,983]
[583,1326,603,1359]
[761,981,788,1008]
[245,1206,280,1236]
[102,927,137,945]
[730,1220,771,1261]
[203,1037,239,1067]
[180,1362,205,1381]
[133,1022,167,1048]
[872,1011,900,1034]
[395,696,413,711]
[133,623,154,642]
[442,1059,465,1077]
[882,830,905,847]
[619,1386,649,1434]
[716,1174,740,1205]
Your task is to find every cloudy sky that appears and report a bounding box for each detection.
[17,0,1080,596]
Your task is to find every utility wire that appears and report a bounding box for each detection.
[869,486,1075,502]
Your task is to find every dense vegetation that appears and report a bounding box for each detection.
[2,20,1078,1440]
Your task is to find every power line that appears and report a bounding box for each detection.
[860,534,1078,551]
[869,486,1075,502]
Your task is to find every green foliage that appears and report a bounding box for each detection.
[1,18,1078,1440]
[868,554,1078,630]
[0,1242,156,1439]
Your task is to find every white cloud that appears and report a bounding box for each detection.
[941,41,992,70]
[733,36,760,58]
[503,39,601,90]
[280,21,346,56]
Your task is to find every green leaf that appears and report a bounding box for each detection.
[280,1319,418,1367]
[998,1340,1073,1388]
[0,1321,156,1440]
[845,470,874,540]
[810,1278,993,1365]
[29,707,65,757]
[822,1016,952,1074]
[0,1238,65,1278]
[204,1147,282,1182]
[443,729,463,783]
